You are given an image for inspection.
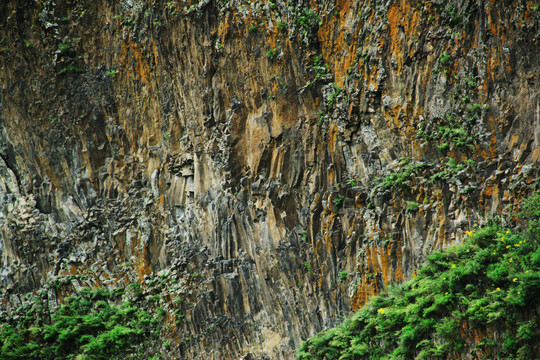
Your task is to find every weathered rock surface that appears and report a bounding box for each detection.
[0,0,539,358]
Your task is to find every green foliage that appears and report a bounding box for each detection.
[439,52,452,66]
[295,8,319,31]
[338,271,349,281]
[127,282,143,297]
[266,48,277,59]
[418,112,478,151]
[375,161,429,192]
[430,157,466,183]
[437,142,450,152]
[327,83,342,109]
[298,207,540,359]
[333,194,345,206]
[58,43,71,52]
[0,287,162,360]
[406,201,419,213]
[518,190,540,242]
[313,54,330,83]
[59,65,84,74]
[467,103,482,114]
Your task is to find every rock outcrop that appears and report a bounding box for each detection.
[0,0,539,358]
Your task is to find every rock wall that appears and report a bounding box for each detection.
[0,0,539,358]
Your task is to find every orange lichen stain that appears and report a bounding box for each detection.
[385,103,402,131]
[217,11,230,44]
[328,165,336,185]
[378,247,390,286]
[352,270,381,310]
[509,134,520,148]
[491,184,499,201]
[488,132,499,159]
[487,4,501,38]
[327,122,339,155]
[321,212,336,253]
[69,265,78,275]
[127,42,150,84]
[354,193,364,208]
[137,251,153,281]
[159,193,165,208]
[386,2,413,74]
[317,0,358,86]
[486,48,502,83]
[531,147,540,162]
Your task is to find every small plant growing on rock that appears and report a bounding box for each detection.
[58,43,71,52]
[406,201,420,213]
[333,194,345,206]
[296,8,319,31]
[266,48,277,60]
[439,52,452,66]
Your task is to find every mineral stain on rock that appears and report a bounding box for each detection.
[0,0,539,359]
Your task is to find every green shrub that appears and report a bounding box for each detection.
[0,287,162,360]
[266,48,277,59]
[297,196,540,359]
[338,271,349,281]
[333,194,345,206]
[296,8,319,30]
[58,43,71,52]
[406,201,419,212]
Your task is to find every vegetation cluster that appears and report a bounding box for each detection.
[298,193,540,359]
[0,287,163,360]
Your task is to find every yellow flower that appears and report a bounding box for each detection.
[445,292,448,295]
[509,258,513,262]
[465,230,473,237]
[514,243,520,247]
[451,264,456,268]
[466,249,470,253]
[378,308,385,315]
[443,277,446,280]
[513,278,518,282]
[496,288,501,291]
[518,291,520,294]
[506,230,510,234]
[526,270,529,273]
[506,245,511,249]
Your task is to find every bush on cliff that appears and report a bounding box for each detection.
[298,194,540,359]
[0,287,162,360]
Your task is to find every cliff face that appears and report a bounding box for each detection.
[0,0,538,358]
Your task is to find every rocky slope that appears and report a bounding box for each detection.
[0,0,539,358]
